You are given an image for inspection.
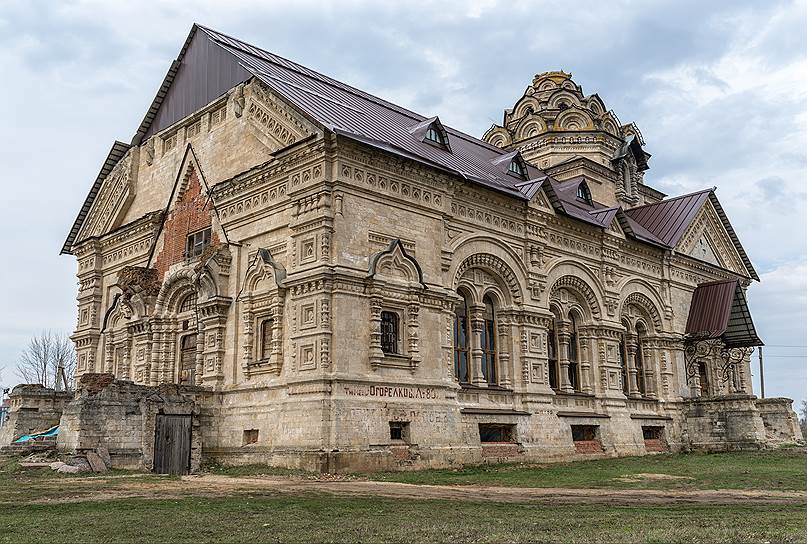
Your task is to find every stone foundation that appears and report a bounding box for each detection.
[681,394,803,451]
[755,397,804,444]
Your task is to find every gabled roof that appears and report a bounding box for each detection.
[60,141,131,255]
[685,279,762,347]
[61,23,758,286]
[624,189,759,280]
[194,24,546,200]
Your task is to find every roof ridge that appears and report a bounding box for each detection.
[626,187,713,211]
[197,24,507,155]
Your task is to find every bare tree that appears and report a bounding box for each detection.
[15,331,76,390]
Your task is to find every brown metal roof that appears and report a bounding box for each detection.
[195,25,545,201]
[685,279,762,347]
[624,189,759,280]
[625,189,711,247]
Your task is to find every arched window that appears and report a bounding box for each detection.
[548,318,559,390]
[179,293,197,314]
[576,181,592,204]
[481,295,497,385]
[453,292,471,384]
[619,320,630,395]
[568,313,581,391]
[635,322,647,396]
[508,158,527,180]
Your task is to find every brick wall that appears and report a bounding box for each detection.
[643,438,669,452]
[481,443,522,458]
[573,439,603,454]
[154,167,218,279]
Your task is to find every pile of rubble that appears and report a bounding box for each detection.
[18,447,113,474]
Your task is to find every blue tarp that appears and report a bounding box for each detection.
[12,425,59,444]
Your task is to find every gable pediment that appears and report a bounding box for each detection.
[678,200,748,277]
[76,147,138,242]
[242,81,318,151]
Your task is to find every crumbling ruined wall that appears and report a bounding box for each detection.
[756,397,804,444]
[683,394,769,451]
[0,384,72,446]
[58,373,202,471]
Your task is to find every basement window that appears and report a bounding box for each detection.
[642,426,664,440]
[243,429,259,445]
[186,228,211,259]
[389,421,410,442]
[479,424,516,443]
[571,425,598,441]
[571,425,603,454]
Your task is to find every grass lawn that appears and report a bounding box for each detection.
[370,449,807,491]
[2,495,806,544]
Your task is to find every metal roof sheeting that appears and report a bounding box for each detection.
[685,279,762,347]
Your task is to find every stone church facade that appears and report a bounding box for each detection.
[47,25,801,471]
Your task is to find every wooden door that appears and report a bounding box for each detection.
[153,414,192,475]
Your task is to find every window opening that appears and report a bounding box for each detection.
[186,228,211,259]
[380,311,399,354]
[454,293,471,383]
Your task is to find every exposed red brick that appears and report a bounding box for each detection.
[574,439,603,454]
[153,167,219,280]
[644,438,669,452]
[78,373,116,394]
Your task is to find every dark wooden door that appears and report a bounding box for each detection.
[153,414,192,475]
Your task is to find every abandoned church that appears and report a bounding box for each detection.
[2,24,802,473]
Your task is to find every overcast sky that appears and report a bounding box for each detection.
[0,0,805,406]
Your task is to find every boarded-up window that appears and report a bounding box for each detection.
[179,334,196,385]
[260,319,273,360]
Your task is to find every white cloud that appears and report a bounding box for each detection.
[0,0,805,409]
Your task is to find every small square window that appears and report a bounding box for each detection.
[479,424,516,443]
[186,228,211,259]
[642,426,664,440]
[571,425,598,442]
[243,429,259,445]
[389,421,409,442]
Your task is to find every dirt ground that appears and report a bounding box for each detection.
[24,473,807,506]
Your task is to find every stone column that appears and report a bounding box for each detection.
[625,335,641,398]
[557,321,573,393]
[497,321,512,388]
[579,329,593,394]
[470,304,486,386]
[642,342,658,399]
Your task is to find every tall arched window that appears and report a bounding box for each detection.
[568,313,580,391]
[619,320,629,395]
[481,295,497,385]
[635,322,647,396]
[548,318,558,390]
[453,292,470,384]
